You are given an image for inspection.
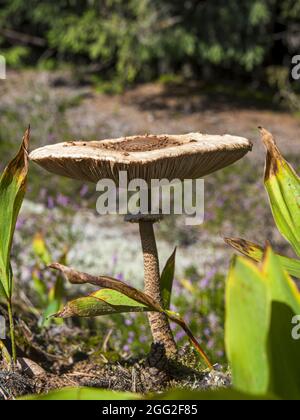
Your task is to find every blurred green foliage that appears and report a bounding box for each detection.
[1,0,300,86]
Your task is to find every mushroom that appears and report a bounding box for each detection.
[30,132,252,357]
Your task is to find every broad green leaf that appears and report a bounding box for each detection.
[0,128,30,299]
[21,387,278,401]
[56,288,151,318]
[262,249,300,400]
[160,388,278,400]
[20,387,140,400]
[260,128,300,257]
[93,288,150,308]
[50,263,161,311]
[263,248,300,313]
[50,264,212,368]
[225,256,270,395]
[160,248,176,309]
[226,249,300,399]
[224,237,265,261]
[225,237,300,279]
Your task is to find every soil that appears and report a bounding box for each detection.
[0,343,230,399]
[0,311,230,399]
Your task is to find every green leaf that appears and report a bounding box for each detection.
[262,249,300,400]
[43,247,68,325]
[32,233,51,266]
[55,288,151,318]
[32,268,48,306]
[49,263,161,311]
[225,256,270,395]
[263,248,300,313]
[43,276,65,325]
[166,310,212,370]
[93,289,150,308]
[226,248,300,399]
[225,237,300,279]
[50,264,212,368]
[20,387,140,400]
[21,387,278,401]
[0,128,30,300]
[160,388,278,400]
[260,128,300,257]
[160,248,176,309]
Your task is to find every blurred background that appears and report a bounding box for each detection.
[0,0,300,365]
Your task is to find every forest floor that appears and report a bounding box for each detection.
[0,70,300,399]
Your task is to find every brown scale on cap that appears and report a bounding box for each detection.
[96,135,183,152]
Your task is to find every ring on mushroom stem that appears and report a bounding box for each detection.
[30,132,252,358]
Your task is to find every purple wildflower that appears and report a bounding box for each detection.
[56,194,69,207]
[207,339,214,350]
[80,184,89,198]
[208,313,219,329]
[16,217,25,230]
[204,328,211,337]
[175,330,185,341]
[199,267,217,289]
[47,196,55,209]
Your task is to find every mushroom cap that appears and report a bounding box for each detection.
[30,132,252,184]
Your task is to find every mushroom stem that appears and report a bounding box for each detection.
[139,220,177,357]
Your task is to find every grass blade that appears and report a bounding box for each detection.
[160,248,176,309]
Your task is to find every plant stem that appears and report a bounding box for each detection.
[7,300,16,365]
[139,220,177,357]
[167,312,213,369]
